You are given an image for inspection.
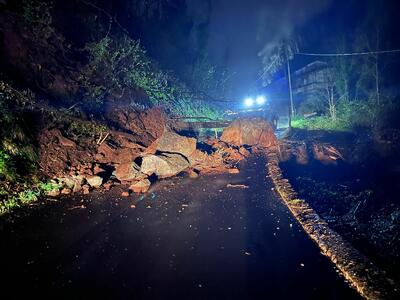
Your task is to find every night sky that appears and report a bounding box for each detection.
[187,0,400,98]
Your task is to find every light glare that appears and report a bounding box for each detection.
[256,95,266,105]
[244,97,254,107]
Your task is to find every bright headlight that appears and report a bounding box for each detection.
[256,95,266,105]
[244,97,254,107]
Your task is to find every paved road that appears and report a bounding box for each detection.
[0,155,360,299]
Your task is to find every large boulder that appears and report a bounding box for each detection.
[129,179,151,193]
[114,161,147,182]
[149,129,197,158]
[140,153,190,178]
[221,118,277,148]
[105,107,167,146]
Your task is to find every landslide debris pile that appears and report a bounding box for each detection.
[37,111,277,197]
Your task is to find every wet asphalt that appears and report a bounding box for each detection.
[0,155,361,300]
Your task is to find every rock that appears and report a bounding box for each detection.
[103,182,113,190]
[239,147,250,157]
[93,164,106,175]
[129,179,151,193]
[199,165,230,175]
[47,189,60,197]
[188,150,228,174]
[82,184,90,194]
[58,177,76,189]
[61,188,72,195]
[295,144,309,165]
[86,175,103,188]
[221,118,277,148]
[105,107,167,147]
[72,181,82,193]
[151,129,197,158]
[312,143,342,165]
[228,168,240,174]
[222,147,244,164]
[141,153,190,178]
[121,191,130,197]
[187,169,199,178]
[50,129,76,148]
[114,161,147,182]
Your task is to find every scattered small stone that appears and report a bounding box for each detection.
[103,182,113,190]
[244,251,252,256]
[121,191,130,197]
[93,164,106,175]
[47,189,60,197]
[300,263,305,267]
[188,170,199,178]
[130,179,151,193]
[61,188,72,195]
[72,182,82,193]
[82,184,90,195]
[228,168,240,174]
[130,204,136,209]
[86,175,103,188]
[227,184,249,189]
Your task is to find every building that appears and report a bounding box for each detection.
[264,60,331,115]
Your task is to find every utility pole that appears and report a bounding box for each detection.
[375,28,380,106]
[286,50,294,127]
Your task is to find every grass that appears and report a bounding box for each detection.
[0,181,62,215]
[291,116,351,132]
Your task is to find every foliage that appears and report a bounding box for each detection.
[80,36,222,118]
[297,95,326,116]
[38,181,62,193]
[65,120,108,139]
[0,150,17,182]
[0,81,37,182]
[0,181,62,215]
[21,0,54,39]
[259,37,299,85]
[293,96,400,132]
[185,56,233,100]
[291,116,351,132]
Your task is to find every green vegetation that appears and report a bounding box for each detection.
[81,36,223,119]
[0,181,62,215]
[291,116,350,132]
[65,120,108,139]
[293,97,399,132]
[0,81,43,215]
[0,82,37,181]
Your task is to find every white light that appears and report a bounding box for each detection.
[256,95,266,105]
[244,97,254,107]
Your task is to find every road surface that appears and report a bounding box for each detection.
[0,155,360,299]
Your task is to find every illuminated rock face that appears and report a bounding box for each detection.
[152,129,197,158]
[141,153,190,178]
[221,118,277,148]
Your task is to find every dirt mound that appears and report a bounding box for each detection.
[221,118,277,148]
[37,109,249,195]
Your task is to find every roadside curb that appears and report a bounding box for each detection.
[265,148,398,300]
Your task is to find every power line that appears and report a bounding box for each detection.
[297,49,400,57]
